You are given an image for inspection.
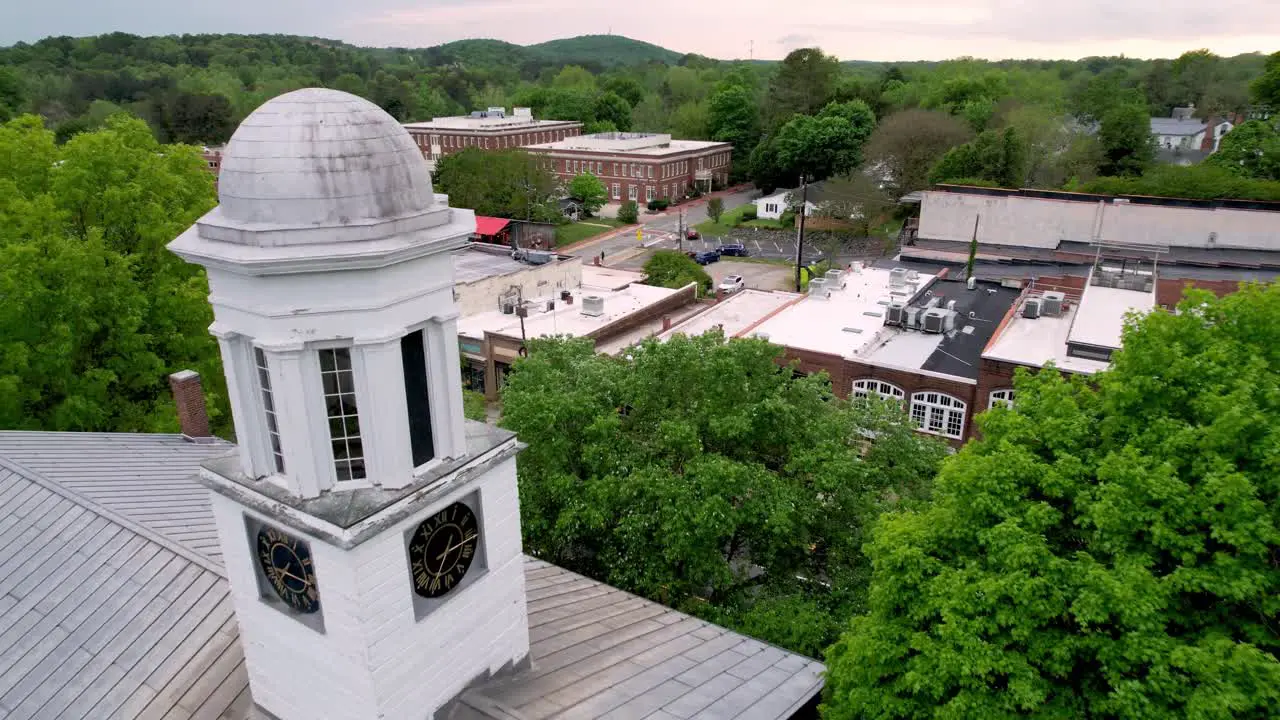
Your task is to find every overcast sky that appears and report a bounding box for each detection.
[3,0,1278,61]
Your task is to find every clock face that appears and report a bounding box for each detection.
[409,503,480,599]
[256,525,321,614]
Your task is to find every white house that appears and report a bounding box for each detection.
[1150,106,1234,152]
[753,184,820,220]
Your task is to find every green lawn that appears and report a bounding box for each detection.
[694,205,785,237]
[554,217,627,247]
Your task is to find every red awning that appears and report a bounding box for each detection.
[474,216,511,237]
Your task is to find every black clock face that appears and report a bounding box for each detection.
[409,503,480,599]
[256,525,321,614]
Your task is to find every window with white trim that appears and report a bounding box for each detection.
[852,379,905,402]
[612,182,621,199]
[253,347,285,473]
[628,185,638,201]
[319,348,365,481]
[646,186,655,201]
[989,389,1015,410]
[910,392,966,439]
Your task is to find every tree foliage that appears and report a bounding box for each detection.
[1208,120,1280,181]
[500,334,945,655]
[752,100,876,191]
[706,197,724,224]
[641,250,712,294]
[617,199,639,224]
[1079,163,1280,201]
[863,109,973,198]
[434,148,561,222]
[568,172,607,214]
[1098,101,1155,177]
[1252,52,1280,109]
[0,114,224,433]
[931,127,1029,188]
[824,284,1280,718]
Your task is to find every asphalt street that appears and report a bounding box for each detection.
[564,188,758,261]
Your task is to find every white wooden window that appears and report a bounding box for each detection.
[646,186,655,201]
[612,182,621,199]
[628,185,638,201]
[253,347,285,474]
[853,379,905,401]
[989,389,1015,410]
[647,166,653,179]
[910,391,966,439]
[319,348,365,481]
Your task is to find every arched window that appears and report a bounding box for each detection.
[989,389,1015,410]
[852,379,905,402]
[910,391,967,439]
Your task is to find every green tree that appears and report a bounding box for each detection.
[1251,52,1280,109]
[501,333,944,654]
[764,48,840,128]
[863,109,973,198]
[706,197,724,224]
[331,73,368,98]
[670,100,710,139]
[434,148,561,222]
[617,199,639,224]
[592,91,632,132]
[930,127,1029,187]
[764,100,877,187]
[568,172,607,215]
[1098,101,1155,177]
[1208,120,1280,181]
[602,77,644,107]
[0,67,26,121]
[1079,163,1280,201]
[812,173,892,237]
[823,283,1280,719]
[642,250,713,293]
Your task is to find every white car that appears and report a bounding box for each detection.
[718,274,745,294]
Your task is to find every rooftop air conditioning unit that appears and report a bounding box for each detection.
[889,267,908,286]
[824,269,844,288]
[885,301,907,326]
[907,270,920,281]
[1041,291,1065,317]
[808,278,829,298]
[581,295,605,317]
[1023,297,1042,319]
[905,307,923,330]
[525,250,554,265]
[501,302,516,315]
[923,308,948,333]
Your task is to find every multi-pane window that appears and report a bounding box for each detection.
[319,348,365,481]
[910,392,966,439]
[612,183,621,199]
[628,185,638,201]
[646,186,655,202]
[989,389,1015,410]
[254,348,285,473]
[852,379,905,402]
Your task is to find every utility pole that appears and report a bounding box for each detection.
[678,209,685,253]
[793,176,809,293]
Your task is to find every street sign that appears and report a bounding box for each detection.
[636,229,643,242]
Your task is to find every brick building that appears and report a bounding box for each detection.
[525,132,733,204]
[401,107,582,167]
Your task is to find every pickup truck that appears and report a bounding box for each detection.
[718,274,745,294]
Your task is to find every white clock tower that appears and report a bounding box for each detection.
[169,88,530,720]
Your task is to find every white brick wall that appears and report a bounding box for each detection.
[210,455,529,720]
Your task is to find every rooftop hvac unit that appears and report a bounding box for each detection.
[1041,291,1065,317]
[923,308,948,333]
[525,250,554,265]
[967,277,977,290]
[808,278,829,298]
[946,299,957,311]
[513,107,532,118]
[907,270,920,281]
[889,267,909,286]
[581,295,605,317]
[824,269,844,288]
[501,302,516,315]
[884,301,907,326]
[849,261,863,273]
[1023,297,1042,319]
[904,307,922,330]
[487,106,505,115]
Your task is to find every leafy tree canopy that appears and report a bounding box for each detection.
[501,334,945,655]
[930,126,1029,188]
[433,147,562,222]
[1078,163,1280,201]
[641,250,712,294]
[1098,101,1155,177]
[568,172,607,214]
[824,283,1280,719]
[1208,120,1280,181]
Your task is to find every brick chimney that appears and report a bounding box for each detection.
[662,315,673,331]
[169,370,214,443]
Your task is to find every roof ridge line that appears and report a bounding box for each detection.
[0,455,227,579]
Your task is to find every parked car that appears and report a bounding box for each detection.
[717,242,748,257]
[718,274,745,294]
[686,229,700,240]
[693,250,721,265]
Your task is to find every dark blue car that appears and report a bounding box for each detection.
[717,243,748,257]
[693,250,721,265]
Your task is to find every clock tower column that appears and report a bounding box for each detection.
[168,88,530,720]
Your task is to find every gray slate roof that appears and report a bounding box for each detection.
[1150,117,1206,136]
[0,433,825,720]
[0,453,249,720]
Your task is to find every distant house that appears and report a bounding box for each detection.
[472,215,512,245]
[1151,105,1235,157]
[754,182,825,220]
[558,197,584,221]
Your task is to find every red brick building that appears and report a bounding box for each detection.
[402,108,582,166]
[201,146,224,188]
[524,132,733,204]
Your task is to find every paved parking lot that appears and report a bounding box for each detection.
[614,250,796,292]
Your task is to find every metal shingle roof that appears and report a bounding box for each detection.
[0,433,824,719]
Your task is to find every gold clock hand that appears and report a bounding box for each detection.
[435,533,478,562]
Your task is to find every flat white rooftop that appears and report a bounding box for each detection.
[660,289,800,341]
[1066,284,1155,350]
[748,267,934,358]
[457,282,681,341]
[526,132,729,156]
[581,264,647,291]
[984,301,1111,375]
